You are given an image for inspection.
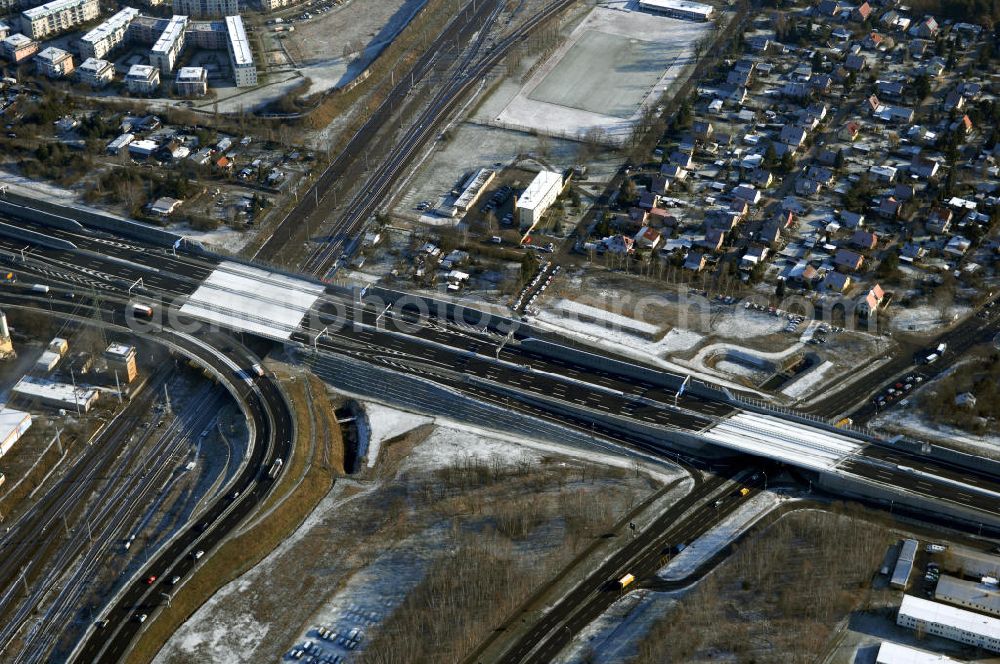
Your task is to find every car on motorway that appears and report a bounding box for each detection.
[170,575,181,585]
[145,575,157,585]
[95,619,109,629]
[135,613,148,623]
[191,550,204,560]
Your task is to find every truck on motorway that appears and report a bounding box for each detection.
[936,343,947,354]
[130,303,154,319]
[924,352,939,364]
[251,363,265,377]
[617,573,635,590]
[835,417,853,428]
[30,284,49,294]
[268,457,283,479]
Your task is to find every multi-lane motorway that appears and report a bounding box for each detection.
[5,218,1000,529]
[4,216,1000,662]
[0,289,292,663]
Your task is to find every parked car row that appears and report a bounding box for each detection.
[872,374,924,409]
[288,627,364,662]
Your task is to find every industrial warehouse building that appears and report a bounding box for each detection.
[935,575,1000,617]
[516,170,562,229]
[897,595,1000,653]
[0,408,32,458]
[637,0,714,21]
[79,6,139,60]
[875,641,959,663]
[891,538,918,589]
[12,378,99,413]
[20,0,99,40]
[34,46,74,78]
[452,168,495,216]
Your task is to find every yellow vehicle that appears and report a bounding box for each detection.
[835,417,853,428]
[617,573,635,590]
[739,487,750,497]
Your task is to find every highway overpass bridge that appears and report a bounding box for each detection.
[2,202,1000,536]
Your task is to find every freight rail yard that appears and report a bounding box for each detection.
[0,0,999,661]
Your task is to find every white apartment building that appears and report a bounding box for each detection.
[516,170,563,229]
[150,14,187,74]
[21,0,99,40]
[79,7,139,60]
[225,15,256,87]
[34,46,74,78]
[175,66,206,96]
[173,0,237,18]
[77,57,115,86]
[125,63,160,94]
[897,595,1000,653]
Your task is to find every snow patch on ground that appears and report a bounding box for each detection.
[657,491,784,581]
[712,309,789,339]
[891,304,970,333]
[874,408,1000,457]
[556,589,680,664]
[363,402,434,467]
[782,360,834,399]
[287,522,448,660]
[550,298,661,336]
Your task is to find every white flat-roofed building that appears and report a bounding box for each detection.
[125,63,160,93]
[897,595,1000,653]
[516,170,562,228]
[127,138,159,155]
[452,168,495,215]
[2,33,38,62]
[34,46,74,78]
[175,65,206,96]
[935,575,1000,617]
[0,408,31,457]
[225,15,256,87]
[77,56,115,86]
[79,7,139,60]
[21,0,99,40]
[173,0,237,18]
[35,350,61,372]
[875,641,959,663]
[0,20,11,40]
[637,0,714,21]
[106,132,135,154]
[150,14,187,74]
[943,547,1000,578]
[891,539,919,590]
[12,378,99,412]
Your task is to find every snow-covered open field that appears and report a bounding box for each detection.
[495,6,710,144]
[153,404,678,663]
